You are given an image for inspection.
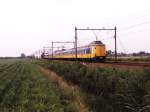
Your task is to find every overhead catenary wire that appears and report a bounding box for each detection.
[118,27,150,36]
[121,20,150,30]
[117,37,127,54]
[78,26,128,54]
[91,30,101,41]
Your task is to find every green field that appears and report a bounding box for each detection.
[1,59,150,112]
[38,60,150,112]
[0,59,71,112]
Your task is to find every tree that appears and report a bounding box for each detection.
[21,53,26,58]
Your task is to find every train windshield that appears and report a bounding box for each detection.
[94,41,103,44]
[90,41,103,45]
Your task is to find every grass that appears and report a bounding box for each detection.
[0,59,66,112]
[2,58,149,112]
[39,66,89,112]
[37,60,150,112]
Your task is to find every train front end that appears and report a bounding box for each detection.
[90,41,106,60]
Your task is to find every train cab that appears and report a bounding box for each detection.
[89,41,106,60]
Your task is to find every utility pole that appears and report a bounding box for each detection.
[43,46,52,57]
[52,41,53,58]
[75,27,117,62]
[75,27,78,59]
[114,27,117,62]
[52,41,75,58]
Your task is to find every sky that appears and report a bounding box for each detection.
[0,0,150,57]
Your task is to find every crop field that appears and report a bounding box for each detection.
[0,59,69,112]
[0,59,150,112]
[38,60,150,112]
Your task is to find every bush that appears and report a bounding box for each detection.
[38,60,150,112]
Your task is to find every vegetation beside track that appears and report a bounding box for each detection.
[0,59,76,112]
[39,66,89,112]
[107,56,150,62]
[37,60,150,112]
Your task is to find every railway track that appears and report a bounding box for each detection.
[83,61,150,69]
[44,59,150,69]
[105,61,150,66]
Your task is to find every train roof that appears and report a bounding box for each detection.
[53,41,105,54]
[89,41,104,45]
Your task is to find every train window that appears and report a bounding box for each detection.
[78,50,81,54]
[86,48,91,54]
[79,50,82,54]
[81,50,83,54]
[82,50,84,54]
[84,50,86,54]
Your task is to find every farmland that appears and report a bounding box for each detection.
[0,59,75,112]
[0,59,150,112]
[38,60,150,112]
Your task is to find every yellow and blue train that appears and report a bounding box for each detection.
[42,41,106,61]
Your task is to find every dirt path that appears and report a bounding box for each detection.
[38,66,89,112]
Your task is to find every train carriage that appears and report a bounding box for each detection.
[42,41,106,61]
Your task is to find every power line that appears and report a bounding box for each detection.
[118,38,127,54]
[118,27,150,36]
[121,20,150,30]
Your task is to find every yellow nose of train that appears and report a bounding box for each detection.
[90,41,106,59]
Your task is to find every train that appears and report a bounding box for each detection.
[42,40,106,61]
